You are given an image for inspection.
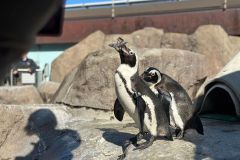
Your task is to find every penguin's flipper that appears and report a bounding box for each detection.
[134,94,146,133]
[114,99,125,121]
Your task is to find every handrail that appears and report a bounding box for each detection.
[65,0,165,9]
[65,0,240,20]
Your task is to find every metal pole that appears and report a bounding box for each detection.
[223,0,227,11]
[112,0,115,18]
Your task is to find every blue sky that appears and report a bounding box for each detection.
[66,0,112,4]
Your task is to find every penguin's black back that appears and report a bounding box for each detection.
[157,74,194,115]
[157,73,203,134]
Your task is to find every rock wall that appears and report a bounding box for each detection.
[53,48,210,110]
[50,25,240,83]
[50,31,105,82]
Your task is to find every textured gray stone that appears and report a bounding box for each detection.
[50,31,106,83]
[53,48,210,110]
[0,85,43,104]
[37,81,60,103]
[189,25,236,75]
[50,25,240,84]
[0,105,240,160]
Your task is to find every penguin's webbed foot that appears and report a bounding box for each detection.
[175,129,184,139]
[117,154,126,160]
[134,136,155,151]
[136,131,148,141]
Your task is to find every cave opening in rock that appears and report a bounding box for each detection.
[201,86,236,116]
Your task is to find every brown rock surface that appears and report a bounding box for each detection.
[189,25,236,74]
[161,32,191,50]
[0,85,43,104]
[53,48,210,110]
[51,27,165,83]
[50,25,240,84]
[131,27,164,48]
[37,81,60,103]
[229,36,240,54]
[50,31,106,82]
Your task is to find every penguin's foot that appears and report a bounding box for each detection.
[175,129,184,139]
[117,154,126,160]
[134,136,155,151]
[136,131,148,141]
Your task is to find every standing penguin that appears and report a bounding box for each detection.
[109,38,172,159]
[141,67,204,138]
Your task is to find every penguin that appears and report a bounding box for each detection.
[109,38,172,159]
[141,67,204,138]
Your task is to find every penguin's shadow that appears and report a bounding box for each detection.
[99,128,135,146]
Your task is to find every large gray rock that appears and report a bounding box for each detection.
[51,27,165,83]
[161,32,191,51]
[160,25,239,76]
[229,36,240,54]
[37,81,60,103]
[103,27,164,49]
[50,25,240,84]
[189,25,236,75]
[0,105,240,160]
[0,85,43,104]
[53,48,210,110]
[131,27,164,48]
[50,31,106,82]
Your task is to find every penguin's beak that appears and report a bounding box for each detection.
[141,72,152,82]
[109,37,129,55]
[141,72,147,80]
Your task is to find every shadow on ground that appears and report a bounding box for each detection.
[99,128,135,146]
[190,118,240,160]
[15,109,81,160]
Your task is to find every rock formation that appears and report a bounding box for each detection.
[0,85,43,104]
[0,104,240,160]
[51,25,240,84]
[37,81,60,103]
[53,48,210,110]
[50,31,105,82]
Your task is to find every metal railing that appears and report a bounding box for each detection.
[65,0,175,9]
[65,0,240,20]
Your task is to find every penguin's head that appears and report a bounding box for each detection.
[141,67,161,85]
[109,37,137,67]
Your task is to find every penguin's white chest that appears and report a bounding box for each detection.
[169,92,184,130]
[141,95,158,136]
[114,73,139,124]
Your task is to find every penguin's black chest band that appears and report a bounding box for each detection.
[115,70,141,100]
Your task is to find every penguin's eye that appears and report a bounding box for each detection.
[151,72,155,76]
[129,51,134,55]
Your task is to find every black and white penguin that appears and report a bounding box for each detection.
[141,67,204,138]
[109,38,172,159]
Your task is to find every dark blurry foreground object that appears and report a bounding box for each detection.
[38,4,64,36]
[0,0,64,84]
[15,109,80,160]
